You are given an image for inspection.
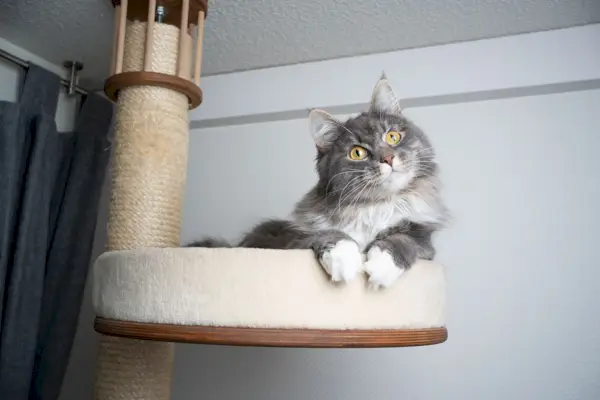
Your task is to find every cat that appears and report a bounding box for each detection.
[188,74,449,289]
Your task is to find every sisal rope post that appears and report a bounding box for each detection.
[107,21,190,250]
[96,20,189,400]
[94,0,207,396]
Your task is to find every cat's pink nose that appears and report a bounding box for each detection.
[382,155,394,166]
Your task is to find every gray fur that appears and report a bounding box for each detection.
[238,220,355,263]
[371,222,436,269]
[186,237,231,248]
[188,76,448,274]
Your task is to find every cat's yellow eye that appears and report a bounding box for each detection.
[385,130,403,145]
[349,146,368,160]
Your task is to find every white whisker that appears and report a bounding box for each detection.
[325,170,364,192]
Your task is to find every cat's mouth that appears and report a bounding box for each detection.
[388,167,408,178]
[379,168,415,192]
[379,168,403,181]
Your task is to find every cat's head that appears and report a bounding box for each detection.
[308,75,436,201]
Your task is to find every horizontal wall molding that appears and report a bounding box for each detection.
[190,24,600,127]
[190,79,600,129]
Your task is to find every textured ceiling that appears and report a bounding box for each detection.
[1,0,599,88]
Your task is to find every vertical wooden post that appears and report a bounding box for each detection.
[144,0,157,71]
[193,10,205,85]
[178,0,190,77]
[110,5,122,75]
[115,0,128,74]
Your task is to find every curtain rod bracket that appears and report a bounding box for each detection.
[63,60,84,96]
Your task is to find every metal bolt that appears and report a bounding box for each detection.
[156,5,166,23]
[63,60,83,96]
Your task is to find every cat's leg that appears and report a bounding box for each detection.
[239,219,362,283]
[364,223,435,289]
[185,238,231,248]
[306,230,364,283]
[238,219,310,249]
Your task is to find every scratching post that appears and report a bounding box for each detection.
[94,1,207,399]
[92,0,448,395]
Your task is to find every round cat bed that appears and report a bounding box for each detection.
[93,247,448,347]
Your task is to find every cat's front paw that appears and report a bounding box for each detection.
[319,240,363,283]
[364,246,405,290]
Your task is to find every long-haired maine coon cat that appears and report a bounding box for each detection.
[189,75,449,289]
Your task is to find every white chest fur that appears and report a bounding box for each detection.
[295,193,443,251]
[312,194,437,251]
[334,202,408,250]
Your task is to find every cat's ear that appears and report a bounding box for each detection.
[369,73,402,115]
[308,109,338,152]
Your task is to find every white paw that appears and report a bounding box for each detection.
[364,246,405,290]
[320,240,363,283]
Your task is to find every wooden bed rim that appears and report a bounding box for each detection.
[104,71,203,108]
[95,317,448,348]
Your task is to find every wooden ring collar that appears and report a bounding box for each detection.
[104,71,203,109]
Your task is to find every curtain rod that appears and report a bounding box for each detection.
[0,48,88,96]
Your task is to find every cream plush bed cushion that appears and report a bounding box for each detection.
[92,248,446,329]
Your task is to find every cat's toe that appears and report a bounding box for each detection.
[364,246,405,290]
[319,240,363,283]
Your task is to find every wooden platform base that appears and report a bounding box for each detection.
[94,317,448,348]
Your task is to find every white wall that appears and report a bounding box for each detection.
[189,24,600,126]
[178,89,600,400]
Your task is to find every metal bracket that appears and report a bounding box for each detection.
[63,60,84,96]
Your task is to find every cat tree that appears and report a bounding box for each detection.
[93,0,448,398]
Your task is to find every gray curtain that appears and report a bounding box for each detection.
[0,64,112,399]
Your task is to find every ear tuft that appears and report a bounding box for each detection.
[369,75,402,115]
[308,109,338,150]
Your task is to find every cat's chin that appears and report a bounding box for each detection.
[380,171,414,194]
